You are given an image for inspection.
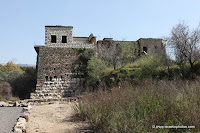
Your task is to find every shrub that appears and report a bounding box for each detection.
[10,67,36,99]
[0,81,12,100]
[77,80,200,132]
[87,57,108,87]
[119,41,138,65]
[0,71,8,80]
[7,70,23,83]
[133,55,161,80]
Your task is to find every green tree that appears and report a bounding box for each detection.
[0,71,8,80]
[119,41,138,65]
[10,67,36,99]
[87,57,107,86]
[0,62,23,73]
[7,70,23,83]
[168,21,200,75]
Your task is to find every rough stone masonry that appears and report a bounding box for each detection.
[31,25,166,99]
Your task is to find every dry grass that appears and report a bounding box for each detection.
[77,79,200,132]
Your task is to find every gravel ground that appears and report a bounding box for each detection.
[26,103,90,133]
[0,107,23,133]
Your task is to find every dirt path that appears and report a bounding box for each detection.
[26,102,90,133]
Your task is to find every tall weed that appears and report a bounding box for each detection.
[77,80,200,132]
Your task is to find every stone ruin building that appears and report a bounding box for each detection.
[97,38,166,56]
[31,25,166,99]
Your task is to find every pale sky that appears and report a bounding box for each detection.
[0,0,200,64]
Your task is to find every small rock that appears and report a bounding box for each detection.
[21,103,28,107]
[14,101,20,107]
[20,112,30,122]
[0,101,8,107]
[15,122,25,130]
[14,127,22,133]
[18,117,26,124]
[23,105,31,111]
[8,104,14,107]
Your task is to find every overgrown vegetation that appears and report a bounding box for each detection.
[77,80,200,132]
[76,22,200,132]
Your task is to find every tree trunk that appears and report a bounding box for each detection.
[189,59,193,70]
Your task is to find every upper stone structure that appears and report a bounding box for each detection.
[137,38,166,55]
[45,25,96,48]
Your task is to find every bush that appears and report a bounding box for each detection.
[0,81,12,100]
[7,70,23,83]
[77,80,200,132]
[0,71,8,80]
[119,41,138,65]
[10,67,36,99]
[133,55,161,80]
[87,57,108,87]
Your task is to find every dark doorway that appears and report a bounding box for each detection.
[143,47,147,53]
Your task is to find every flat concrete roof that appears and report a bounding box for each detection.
[45,25,73,28]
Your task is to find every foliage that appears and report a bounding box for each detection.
[9,67,36,99]
[77,80,200,132]
[119,41,138,65]
[88,55,200,88]
[98,41,138,69]
[0,62,23,73]
[7,70,23,83]
[0,80,12,100]
[87,57,108,87]
[133,55,161,80]
[0,71,8,80]
[0,62,36,100]
[72,48,86,54]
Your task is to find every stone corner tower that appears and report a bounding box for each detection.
[31,25,96,99]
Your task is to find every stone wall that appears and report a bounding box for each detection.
[137,38,166,55]
[32,47,90,99]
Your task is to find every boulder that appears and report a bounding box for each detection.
[15,122,25,130]
[14,101,20,107]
